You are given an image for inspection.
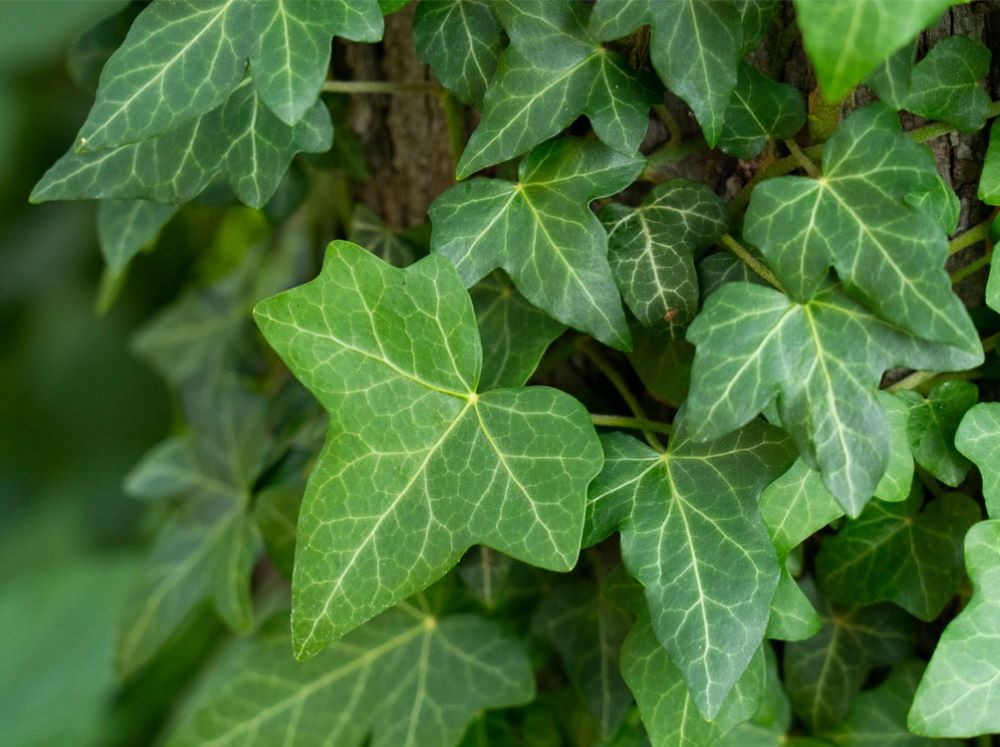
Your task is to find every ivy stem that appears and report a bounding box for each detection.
[784,139,821,178]
[951,250,992,285]
[887,334,998,392]
[719,234,787,294]
[590,414,674,437]
[654,104,683,147]
[322,80,445,95]
[948,219,992,256]
[581,341,665,450]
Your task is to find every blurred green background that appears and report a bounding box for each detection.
[0,3,225,743]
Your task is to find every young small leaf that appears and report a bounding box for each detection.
[896,381,978,487]
[719,63,806,159]
[955,402,1000,519]
[97,199,176,274]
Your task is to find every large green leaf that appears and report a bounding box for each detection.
[254,242,603,657]
[793,0,950,102]
[896,381,978,487]
[589,0,743,146]
[908,520,1000,737]
[431,137,643,349]
[585,413,795,718]
[686,282,978,516]
[816,488,980,620]
[169,600,534,747]
[719,63,806,159]
[621,613,766,747]
[455,0,655,177]
[413,0,503,107]
[76,0,380,150]
[744,104,979,353]
[955,402,1000,518]
[33,79,333,208]
[600,179,728,332]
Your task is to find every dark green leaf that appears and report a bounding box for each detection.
[719,63,806,159]
[97,199,176,274]
[897,381,978,487]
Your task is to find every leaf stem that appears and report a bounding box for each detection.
[322,80,445,95]
[654,105,683,147]
[581,341,665,450]
[951,250,992,285]
[590,414,674,437]
[948,219,992,256]
[718,234,787,294]
[784,139,821,178]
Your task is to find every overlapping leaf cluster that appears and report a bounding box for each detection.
[29,0,1000,745]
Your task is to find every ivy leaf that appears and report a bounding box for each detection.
[584,413,795,718]
[455,0,655,178]
[33,80,333,208]
[744,104,979,353]
[254,242,603,658]
[471,272,565,390]
[793,0,950,102]
[719,63,806,159]
[905,174,960,235]
[250,0,383,125]
[686,282,977,516]
[767,567,820,642]
[349,205,417,268]
[413,0,503,107]
[169,601,535,747]
[908,520,1000,737]
[431,137,643,350]
[979,122,1000,206]
[784,586,915,731]
[627,326,694,408]
[532,578,632,737]
[253,483,301,578]
[897,381,978,487]
[816,488,980,621]
[600,179,728,331]
[589,0,742,146]
[955,403,1000,518]
[736,0,779,55]
[458,547,515,609]
[97,200,177,274]
[621,614,766,747]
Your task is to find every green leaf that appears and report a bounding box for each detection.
[533,578,633,737]
[589,0,743,146]
[979,121,1000,205]
[816,488,980,620]
[627,326,693,408]
[744,104,979,353]
[349,205,417,267]
[897,381,978,487]
[735,0,780,55]
[621,613,766,747]
[908,520,1000,737]
[584,413,795,718]
[784,587,915,731]
[67,3,141,94]
[254,242,603,657]
[471,271,565,390]
[413,0,503,107]
[601,179,728,331]
[252,483,301,578]
[169,602,535,747]
[955,403,1000,519]
[715,645,793,746]
[455,0,655,177]
[432,137,643,349]
[822,660,960,747]
[458,546,515,609]
[766,567,820,642]
[97,199,177,274]
[905,175,960,235]
[33,79,332,208]
[793,0,950,102]
[686,282,975,516]
[250,0,383,125]
[719,63,806,159]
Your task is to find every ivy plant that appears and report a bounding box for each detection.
[22,0,1000,744]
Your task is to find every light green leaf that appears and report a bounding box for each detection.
[822,660,960,747]
[254,242,603,657]
[471,271,565,390]
[793,0,950,102]
[905,174,960,235]
[169,601,534,747]
[897,381,978,487]
[908,520,1000,737]
[432,137,643,349]
[585,413,795,718]
[589,0,742,146]
[621,613,766,747]
[686,282,975,516]
[33,79,333,208]
[533,578,633,737]
[784,586,915,731]
[456,0,654,177]
[766,566,820,642]
[413,0,503,107]
[97,199,177,274]
[719,63,806,159]
[979,121,1000,205]
[817,488,980,620]
[744,104,979,353]
[955,403,1000,518]
[601,179,728,331]
[349,204,417,267]
[250,0,383,125]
